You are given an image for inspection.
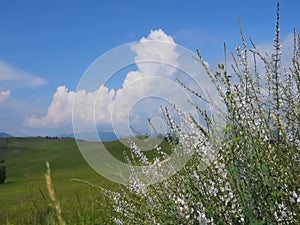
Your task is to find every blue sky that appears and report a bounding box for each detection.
[0,0,299,136]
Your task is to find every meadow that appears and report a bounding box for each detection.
[0,136,173,224]
[0,137,128,224]
[1,3,299,224]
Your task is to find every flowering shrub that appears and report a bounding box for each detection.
[107,3,299,224]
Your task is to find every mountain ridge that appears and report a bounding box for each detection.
[0,132,12,138]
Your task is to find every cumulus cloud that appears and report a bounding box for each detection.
[123,29,179,87]
[23,28,297,137]
[0,90,11,103]
[26,86,75,127]
[25,29,184,133]
[0,60,46,88]
[27,85,115,128]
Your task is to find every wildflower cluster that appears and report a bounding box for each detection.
[110,3,299,224]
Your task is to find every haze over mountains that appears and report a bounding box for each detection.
[59,131,118,142]
[0,132,12,138]
[0,131,118,142]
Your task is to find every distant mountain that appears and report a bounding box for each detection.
[97,132,118,142]
[58,132,118,142]
[0,132,12,138]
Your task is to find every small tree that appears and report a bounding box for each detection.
[0,160,6,184]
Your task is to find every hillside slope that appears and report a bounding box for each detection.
[0,137,118,213]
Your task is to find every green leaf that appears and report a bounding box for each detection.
[218,64,225,70]
[260,164,269,174]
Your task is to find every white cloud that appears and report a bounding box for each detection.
[26,86,75,127]
[26,83,116,128]
[0,60,46,88]
[25,29,185,132]
[0,90,11,103]
[123,29,179,87]
[27,30,296,135]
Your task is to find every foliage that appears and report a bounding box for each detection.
[108,3,300,224]
[0,162,6,184]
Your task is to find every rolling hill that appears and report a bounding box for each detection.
[0,137,122,223]
[0,136,171,224]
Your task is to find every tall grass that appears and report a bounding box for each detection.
[45,161,65,225]
[108,3,300,224]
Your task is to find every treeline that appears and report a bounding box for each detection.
[43,136,72,140]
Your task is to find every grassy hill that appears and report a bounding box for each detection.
[0,137,124,224]
[0,136,171,224]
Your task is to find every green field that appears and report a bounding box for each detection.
[0,137,127,224]
[0,137,111,224]
[0,137,171,224]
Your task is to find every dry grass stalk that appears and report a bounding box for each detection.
[45,161,65,225]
